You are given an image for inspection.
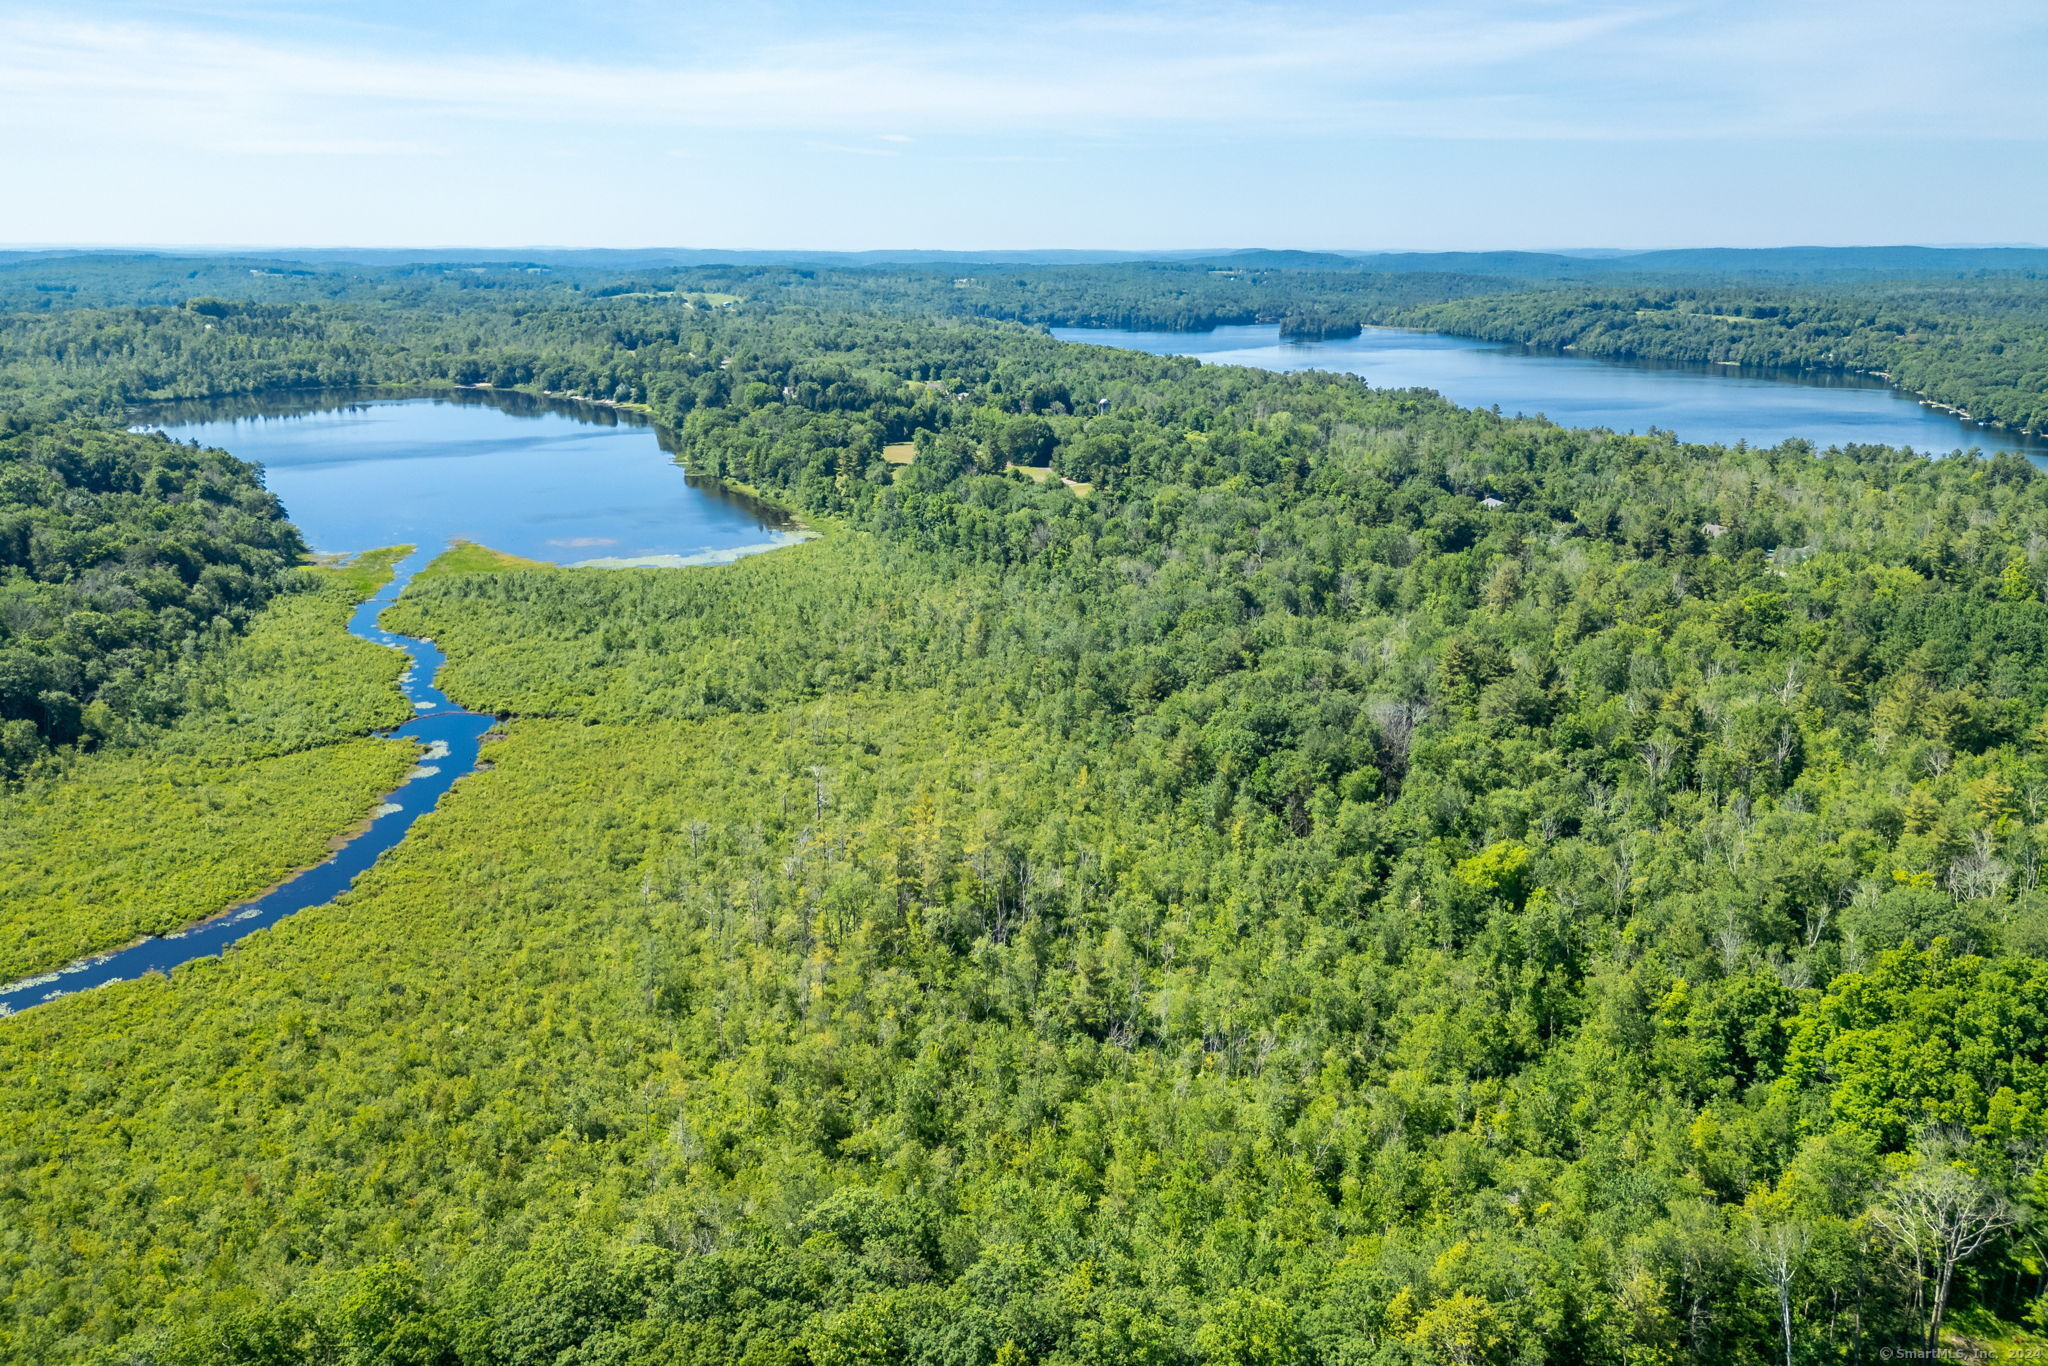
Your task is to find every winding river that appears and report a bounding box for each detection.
[0,391,801,1016]
[0,560,491,1014]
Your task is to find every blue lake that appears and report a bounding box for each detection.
[137,388,804,566]
[1053,324,2048,460]
[1,389,799,1016]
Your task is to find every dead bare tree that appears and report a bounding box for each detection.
[1869,1156,2018,1353]
[1742,1211,1809,1366]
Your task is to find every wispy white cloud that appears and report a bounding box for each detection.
[5,0,2038,158]
[812,142,902,158]
[217,136,434,156]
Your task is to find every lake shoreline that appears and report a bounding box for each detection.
[1054,321,2048,458]
[5,388,816,1017]
[133,386,810,562]
[1347,322,2045,441]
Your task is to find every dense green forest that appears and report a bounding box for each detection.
[11,257,2048,1363]
[0,420,309,773]
[7,250,2048,440]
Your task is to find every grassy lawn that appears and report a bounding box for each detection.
[1009,464,1092,495]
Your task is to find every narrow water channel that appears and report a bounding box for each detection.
[1,390,804,1018]
[0,553,491,1015]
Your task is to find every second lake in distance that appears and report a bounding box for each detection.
[1056,323,2048,461]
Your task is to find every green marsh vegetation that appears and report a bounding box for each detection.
[416,541,556,577]
[0,546,416,980]
[10,259,2048,1360]
[0,413,422,978]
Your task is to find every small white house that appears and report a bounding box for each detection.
[1479,496,1507,510]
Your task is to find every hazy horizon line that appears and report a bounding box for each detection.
[4,242,2045,257]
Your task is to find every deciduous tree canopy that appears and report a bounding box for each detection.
[8,257,2048,1363]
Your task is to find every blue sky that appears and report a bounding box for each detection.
[5,0,2045,251]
